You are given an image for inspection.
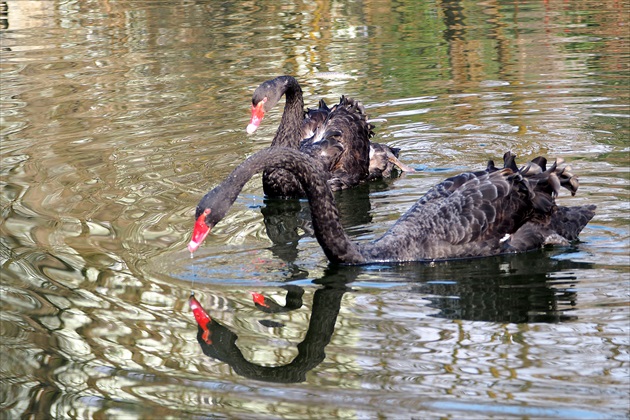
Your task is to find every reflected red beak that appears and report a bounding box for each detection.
[246,100,266,134]
[188,209,211,254]
[189,295,212,327]
[251,292,268,307]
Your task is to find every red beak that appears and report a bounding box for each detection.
[189,295,212,327]
[246,100,266,134]
[251,292,268,307]
[188,209,211,254]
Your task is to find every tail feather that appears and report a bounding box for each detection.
[530,156,547,170]
[520,155,581,209]
[507,205,596,251]
[504,154,595,251]
[503,152,519,172]
[548,205,597,241]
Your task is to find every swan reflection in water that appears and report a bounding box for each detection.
[190,279,346,384]
[189,252,592,384]
[189,182,593,382]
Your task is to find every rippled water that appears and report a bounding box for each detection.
[1,0,628,418]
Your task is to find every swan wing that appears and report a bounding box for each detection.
[300,96,372,190]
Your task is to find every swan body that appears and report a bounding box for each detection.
[246,76,414,198]
[188,148,595,265]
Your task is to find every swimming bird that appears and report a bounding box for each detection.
[246,75,414,198]
[188,148,595,265]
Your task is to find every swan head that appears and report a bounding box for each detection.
[188,181,237,254]
[247,76,299,134]
[247,80,276,134]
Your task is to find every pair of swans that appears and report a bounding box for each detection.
[188,76,595,265]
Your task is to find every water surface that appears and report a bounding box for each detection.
[1,0,628,418]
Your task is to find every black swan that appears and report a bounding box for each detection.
[246,75,414,198]
[187,147,595,264]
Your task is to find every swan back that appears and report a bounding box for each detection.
[359,154,592,263]
[301,96,373,191]
[190,148,594,264]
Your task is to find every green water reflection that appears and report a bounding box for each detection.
[1,0,628,418]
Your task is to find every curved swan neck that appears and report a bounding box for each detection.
[271,76,304,148]
[198,149,594,265]
[212,148,365,264]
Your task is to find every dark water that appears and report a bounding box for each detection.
[1,0,628,418]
